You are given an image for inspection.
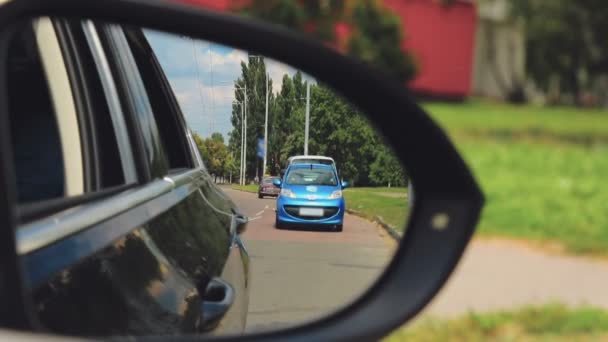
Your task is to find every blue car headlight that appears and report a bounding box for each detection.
[280,188,297,198]
[327,190,343,199]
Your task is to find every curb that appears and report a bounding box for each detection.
[346,208,402,241]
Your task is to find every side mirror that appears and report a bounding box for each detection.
[341,181,349,189]
[273,179,282,187]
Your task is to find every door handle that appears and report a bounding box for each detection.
[234,214,248,235]
[231,208,248,235]
[200,277,235,331]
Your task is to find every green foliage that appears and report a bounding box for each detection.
[385,303,608,342]
[237,0,417,82]
[194,132,235,180]
[509,0,608,103]
[228,56,275,181]
[369,145,407,187]
[425,100,608,256]
[347,0,417,82]
[238,0,345,42]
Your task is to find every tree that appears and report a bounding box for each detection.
[194,132,232,182]
[508,0,608,105]
[369,145,407,187]
[347,0,417,83]
[238,0,417,83]
[228,57,275,182]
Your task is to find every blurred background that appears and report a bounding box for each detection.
[167,0,608,340]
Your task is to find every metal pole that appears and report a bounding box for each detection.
[304,82,310,155]
[263,72,269,177]
[244,85,248,185]
[240,103,244,185]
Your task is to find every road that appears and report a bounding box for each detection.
[221,188,396,333]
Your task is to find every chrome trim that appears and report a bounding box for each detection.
[16,168,206,255]
[166,168,204,188]
[17,179,172,255]
[82,20,137,183]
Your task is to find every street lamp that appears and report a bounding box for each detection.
[234,85,247,185]
[232,100,244,186]
[249,55,270,178]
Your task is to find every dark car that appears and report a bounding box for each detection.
[5,18,249,336]
[258,176,280,198]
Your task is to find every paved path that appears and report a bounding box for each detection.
[419,237,608,319]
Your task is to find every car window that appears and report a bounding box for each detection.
[7,20,69,204]
[122,27,193,172]
[5,18,138,223]
[291,159,333,165]
[7,18,133,209]
[285,168,337,186]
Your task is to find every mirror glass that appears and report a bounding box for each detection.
[8,18,410,337]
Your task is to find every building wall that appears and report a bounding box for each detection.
[385,0,477,98]
[472,0,526,100]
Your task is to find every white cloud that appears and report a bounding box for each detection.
[145,29,317,140]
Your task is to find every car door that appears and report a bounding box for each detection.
[7,17,247,337]
[111,24,250,334]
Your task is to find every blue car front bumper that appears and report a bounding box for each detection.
[276,196,345,226]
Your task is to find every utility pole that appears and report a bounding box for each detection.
[263,71,269,177]
[304,82,310,156]
[240,102,245,185]
[241,84,247,185]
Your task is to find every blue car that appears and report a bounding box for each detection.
[274,164,348,232]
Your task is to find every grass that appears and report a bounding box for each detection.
[343,188,409,232]
[231,184,258,193]
[421,100,608,256]
[385,303,608,342]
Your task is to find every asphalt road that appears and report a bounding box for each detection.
[221,188,397,333]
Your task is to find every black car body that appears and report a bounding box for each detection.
[7,18,249,336]
[258,176,280,198]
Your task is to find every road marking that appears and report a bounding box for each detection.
[249,216,263,222]
[255,210,265,217]
[265,205,269,209]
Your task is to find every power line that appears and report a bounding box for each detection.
[191,38,207,137]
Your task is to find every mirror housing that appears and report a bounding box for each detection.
[273,179,282,187]
[0,1,484,340]
[341,181,349,189]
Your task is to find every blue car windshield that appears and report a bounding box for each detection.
[285,168,337,186]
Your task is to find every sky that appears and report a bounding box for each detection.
[144,29,315,141]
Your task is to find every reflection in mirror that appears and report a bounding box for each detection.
[10,17,409,338]
[146,28,410,334]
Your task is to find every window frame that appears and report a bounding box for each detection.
[123,26,195,173]
[12,18,138,223]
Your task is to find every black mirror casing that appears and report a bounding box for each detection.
[0,0,484,340]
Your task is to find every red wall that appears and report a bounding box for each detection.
[172,0,477,98]
[384,0,477,98]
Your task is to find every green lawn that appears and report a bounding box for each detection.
[385,304,608,342]
[344,188,409,232]
[421,100,608,256]
[231,184,258,193]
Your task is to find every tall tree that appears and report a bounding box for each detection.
[508,0,608,105]
[228,57,275,183]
